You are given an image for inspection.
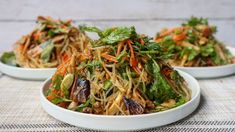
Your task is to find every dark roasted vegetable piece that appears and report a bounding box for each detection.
[123,96,144,115]
[70,77,91,103]
[70,75,78,100]
[77,79,91,103]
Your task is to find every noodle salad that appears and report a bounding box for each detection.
[156,17,235,67]
[1,16,90,68]
[46,26,191,115]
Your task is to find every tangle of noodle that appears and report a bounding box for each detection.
[14,16,91,68]
[46,26,191,115]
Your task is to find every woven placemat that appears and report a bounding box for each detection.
[0,75,235,131]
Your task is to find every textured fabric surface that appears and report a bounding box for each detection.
[0,74,235,131]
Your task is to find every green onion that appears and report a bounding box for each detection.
[103,80,112,90]
[116,50,127,62]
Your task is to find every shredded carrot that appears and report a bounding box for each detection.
[117,41,125,56]
[18,44,25,51]
[133,66,141,75]
[159,29,174,38]
[47,25,54,28]
[127,40,138,67]
[158,27,185,40]
[140,38,145,45]
[55,53,71,76]
[130,56,138,68]
[62,53,70,63]
[79,54,89,61]
[47,95,55,101]
[57,64,63,72]
[33,31,42,41]
[60,68,67,76]
[173,33,186,42]
[56,64,67,76]
[101,53,118,63]
[46,89,59,101]
[155,37,162,43]
[61,25,66,29]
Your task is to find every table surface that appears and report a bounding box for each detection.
[0,0,235,131]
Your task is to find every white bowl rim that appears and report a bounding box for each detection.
[174,46,235,69]
[0,60,57,71]
[40,70,200,119]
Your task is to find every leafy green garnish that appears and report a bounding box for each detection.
[51,96,72,104]
[101,27,135,44]
[79,25,103,37]
[75,98,91,112]
[183,16,208,26]
[48,28,68,37]
[116,50,127,62]
[103,80,112,90]
[174,97,186,107]
[160,36,175,45]
[122,72,137,79]
[186,29,197,43]
[40,40,54,62]
[145,59,160,76]
[200,44,214,57]
[1,52,17,66]
[180,47,199,61]
[171,71,184,89]
[81,25,136,45]
[145,42,162,51]
[211,50,226,65]
[53,75,63,90]
[86,60,102,68]
[148,72,177,103]
[145,60,177,103]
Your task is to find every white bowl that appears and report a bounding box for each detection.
[0,61,56,80]
[40,70,200,131]
[175,46,235,78]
